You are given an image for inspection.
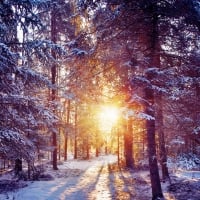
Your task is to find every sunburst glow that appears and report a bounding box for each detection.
[98,105,119,132]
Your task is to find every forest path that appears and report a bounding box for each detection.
[5,155,152,200]
[2,156,199,200]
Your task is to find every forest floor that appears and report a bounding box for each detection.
[0,155,199,200]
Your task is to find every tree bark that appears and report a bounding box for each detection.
[51,5,58,170]
[14,159,22,175]
[143,2,164,198]
[149,0,170,181]
[74,103,78,159]
[151,8,170,181]
[117,127,120,165]
[156,95,170,181]
[64,100,70,161]
[124,118,134,169]
[95,131,99,157]
[86,136,90,159]
[145,86,163,199]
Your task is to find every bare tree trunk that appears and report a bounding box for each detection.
[86,136,90,159]
[124,118,134,169]
[74,103,78,159]
[156,95,170,181]
[95,131,99,157]
[58,127,61,160]
[150,5,170,181]
[143,2,164,198]
[144,86,163,199]
[14,159,22,175]
[151,3,170,181]
[96,147,99,157]
[51,5,58,170]
[64,100,71,161]
[27,162,31,179]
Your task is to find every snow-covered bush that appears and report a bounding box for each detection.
[168,153,200,170]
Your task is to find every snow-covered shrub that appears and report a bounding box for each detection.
[168,153,200,170]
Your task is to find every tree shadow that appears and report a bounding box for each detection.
[46,164,105,199]
[107,164,134,199]
[107,164,151,200]
[168,178,200,200]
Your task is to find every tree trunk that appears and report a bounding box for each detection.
[86,137,90,159]
[143,2,164,198]
[64,100,71,161]
[74,103,78,159]
[14,159,22,175]
[117,128,120,165]
[52,128,58,170]
[64,135,68,161]
[150,2,170,181]
[27,162,31,180]
[51,5,58,170]
[156,95,170,181]
[96,147,99,157]
[95,131,99,157]
[145,86,163,199]
[124,118,134,169]
[58,127,61,160]
[148,1,170,181]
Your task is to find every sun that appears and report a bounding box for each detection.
[98,105,119,132]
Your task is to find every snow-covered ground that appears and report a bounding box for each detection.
[0,155,199,200]
[0,155,118,200]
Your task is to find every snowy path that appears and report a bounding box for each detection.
[3,155,199,200]
[3,155,144,200]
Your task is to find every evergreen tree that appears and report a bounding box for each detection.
[0,0,60,175]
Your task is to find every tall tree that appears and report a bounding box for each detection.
[0,0,58,176]
[50,2,58,170]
